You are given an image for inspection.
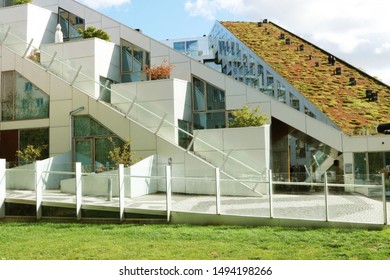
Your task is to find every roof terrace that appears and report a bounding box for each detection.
[221,21,390,135]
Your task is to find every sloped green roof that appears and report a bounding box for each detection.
[221,21,390,135]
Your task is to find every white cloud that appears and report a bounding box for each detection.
[185,0,390,85]
[79,0,130,9]
[375,43,390,54]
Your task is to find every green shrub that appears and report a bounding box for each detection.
[78,26,110,41]
[107,137,139,168]
[229,106,268,128]
[16,144,47,165]
[13,0,32,4]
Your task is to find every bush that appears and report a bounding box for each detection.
[13,0,32,4]
[78,26,111,41]
[145,59,174,80]
[16,144,48,165]
[107,137,139,169]
[229,106,268,128]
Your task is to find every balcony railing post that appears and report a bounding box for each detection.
[0,26,11,44]
[75,162,82,221]
[119,164,125,222]
[70,65,82,86]
[324,172,329,222]
[0,159,5,218]
[215,168,221,215]
[45,51,57,72]
[166,165,172,222]
[268,169,273,218]
[382,173,387,225]
[155,113,167,135]
[22,38,34,58]
[125,96,137,118]
[35,160,43,220]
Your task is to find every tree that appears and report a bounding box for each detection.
[229,106,268,128]
[78,26,111,41]
[145,59,174,80]
[107,137,139,169]
[16,144,48,165]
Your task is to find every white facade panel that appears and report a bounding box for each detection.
[50,74,72,101]
[50,126,71,154]
[50,100,72,126]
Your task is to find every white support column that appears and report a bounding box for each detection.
[35,160,43,220]
[215,168,221,215]
[324,172,329,222]
[268,169,273,218]
[0,159,6,218]
[382,173,388,225]
[166,165,172,222]
[75,162,82,221]
[119,164,125,222]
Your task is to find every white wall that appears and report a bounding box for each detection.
[193,126,271,194]
[60,155,158,197]
[111,78,191,144]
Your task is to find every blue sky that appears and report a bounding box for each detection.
[79,0,390,85]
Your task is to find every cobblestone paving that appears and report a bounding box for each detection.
[6,190,389,225]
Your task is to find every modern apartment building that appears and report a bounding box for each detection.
[0,0,389,199]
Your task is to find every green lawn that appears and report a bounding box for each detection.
[0,222,389,260]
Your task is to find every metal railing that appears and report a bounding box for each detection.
[1,159,387,225]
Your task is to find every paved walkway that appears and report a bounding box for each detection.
[5,190,389,225]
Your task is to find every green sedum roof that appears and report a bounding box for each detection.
[221,21,390,135]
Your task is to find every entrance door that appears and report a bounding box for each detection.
[0,130,19,164]
[75,138,94,172]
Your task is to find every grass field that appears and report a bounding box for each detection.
[0,222,389,260]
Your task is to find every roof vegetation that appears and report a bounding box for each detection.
[221,21,390,135]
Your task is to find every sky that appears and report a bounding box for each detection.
[78,0,390,85]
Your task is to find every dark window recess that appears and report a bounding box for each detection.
[335,67,342,75]
[349,77,356,86]
[285,38,291,45]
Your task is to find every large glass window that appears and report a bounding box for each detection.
[192,76,226,130]
[121,39,150,82]
[19,128,49,160]
[1,71,49,121]
[58,8,84,40]
[73,116,124,172]
[354,152,390,182]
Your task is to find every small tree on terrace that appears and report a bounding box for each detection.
[229,106,268,128]
[145,59,174,80]
[78,26,111,41]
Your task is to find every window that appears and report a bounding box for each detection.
[73,116,124,172]
[1,71,49,121]
[277,81,286,103]
[304,106,316,119]
[173,40,198,56]
[192,76,226,130]
[58,8,84,40]
[290,92,300,111]
[121,39,150,82]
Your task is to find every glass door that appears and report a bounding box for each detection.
[75,138,94,173]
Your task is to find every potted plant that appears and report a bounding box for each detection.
[145,59,174,80]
